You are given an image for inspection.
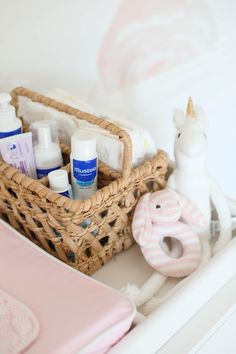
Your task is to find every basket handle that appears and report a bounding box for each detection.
[11,87,132,178]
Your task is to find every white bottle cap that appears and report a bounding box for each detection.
[48,170,69,191]
[71,131,96,160]
[0,93,17,123]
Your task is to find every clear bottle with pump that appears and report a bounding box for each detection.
[0,93,22,138]
[48,170,72,198]
[30,120,63,179]
[70,131,97,199]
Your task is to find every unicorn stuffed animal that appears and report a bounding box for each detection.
[140,100,234,314]
[123,98,233,310]
[167,98,232,258]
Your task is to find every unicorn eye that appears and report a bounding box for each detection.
[203,133,207,138]
[177,133,181,138]
[156,204,161,209]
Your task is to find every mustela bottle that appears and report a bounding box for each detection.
[0,93,22,138]
[70,131,97,199]
[30,120,63,179]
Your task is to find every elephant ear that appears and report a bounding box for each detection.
[132,193,152,246]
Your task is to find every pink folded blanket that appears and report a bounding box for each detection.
[0,219,135,354]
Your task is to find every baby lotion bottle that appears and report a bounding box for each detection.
[0,93,22,138]
[48,170,72,198]
[30,120,63,179]
[70,131,97,199]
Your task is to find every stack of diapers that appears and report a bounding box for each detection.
[0,219,136,354]
[18,89,156,171]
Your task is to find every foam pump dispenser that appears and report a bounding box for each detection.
[0,93,22,138]
[30,120,63,179]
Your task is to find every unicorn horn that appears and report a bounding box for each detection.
[186,97,196,118]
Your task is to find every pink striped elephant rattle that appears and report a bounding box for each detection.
[132,189,207,277]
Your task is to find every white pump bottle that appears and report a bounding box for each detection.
[31,121,63,179]
[0,93,22,138]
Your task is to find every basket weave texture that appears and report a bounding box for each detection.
[0,87,168,275]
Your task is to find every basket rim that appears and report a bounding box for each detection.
[0,86,169,214]
[0,149,168,214]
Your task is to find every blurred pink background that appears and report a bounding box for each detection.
[0,0,236,196]
[98,0,217,91]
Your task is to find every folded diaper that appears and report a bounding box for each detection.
[49,89,95,114]
[18,89,157,171]
[103,116,157,168]
[18,97,77,146]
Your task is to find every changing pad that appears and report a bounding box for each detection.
[0,219,135,354]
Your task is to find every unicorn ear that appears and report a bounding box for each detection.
[173,109,186,129]
[132,193,152,246]
[194,105,207,127]
[178,194,207,228]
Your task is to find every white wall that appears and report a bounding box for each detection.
[1,0,236,196]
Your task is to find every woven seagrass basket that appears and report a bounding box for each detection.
[0,87,168,275]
